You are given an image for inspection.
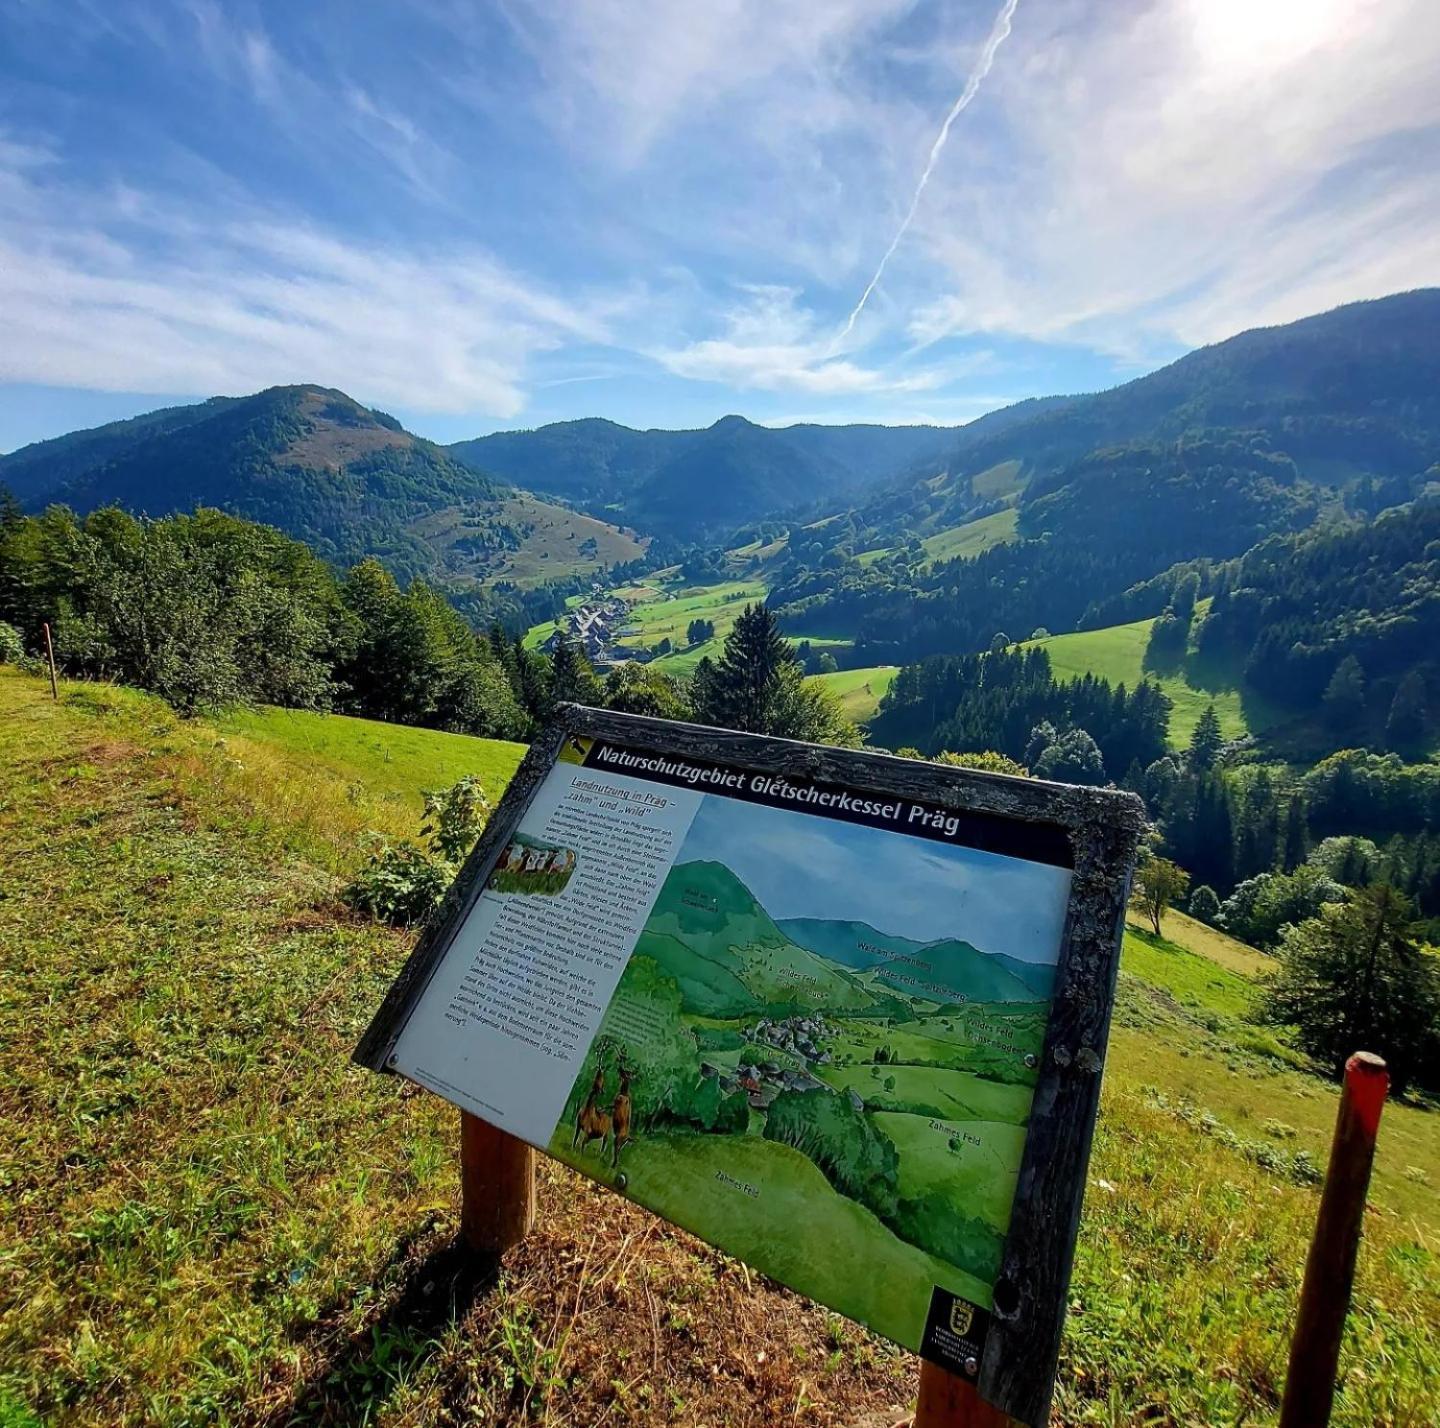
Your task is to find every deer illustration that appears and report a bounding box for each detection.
[572,1064,611,1155]
[609,1066,634,1168]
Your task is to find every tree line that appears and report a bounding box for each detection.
[0,500,855,750]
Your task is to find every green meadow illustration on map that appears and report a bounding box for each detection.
[545,793,1068,1352]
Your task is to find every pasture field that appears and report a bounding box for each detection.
[872,1112,1027,1225]
[630,578,768,673]
[1,668,1435,1427]
[970,460,1026,500]
[1025,606,1283,747]
[856,508,1019,571]
[808,665,897,722]
[918,507,1019,565]
[218,705,525,849]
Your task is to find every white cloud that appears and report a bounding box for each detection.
[654,284,952,396]
[3,0,1437,423]
[902,0,1440,354]
[0,151,617,415]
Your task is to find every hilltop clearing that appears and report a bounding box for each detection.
[1,670,1435,1426]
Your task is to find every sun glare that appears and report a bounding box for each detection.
[1187,0,1350,75]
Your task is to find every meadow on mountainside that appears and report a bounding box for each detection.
[1,670,1436,1428]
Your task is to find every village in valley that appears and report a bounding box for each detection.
[703,1013,840,1110]
[537,591,642,665]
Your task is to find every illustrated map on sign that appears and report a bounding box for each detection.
[541,790,1068,1350]
[389,743,1074,1357]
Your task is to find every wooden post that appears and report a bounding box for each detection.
[42,621,59,700]
[914,1362,1016,1427]
[459,1111,535,1254]
[1279,1051,1389,1428]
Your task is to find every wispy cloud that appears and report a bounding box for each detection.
[1,0,1437,431]
[655,284,949,397]
[0,146,616,414]
[835,0,1020,346]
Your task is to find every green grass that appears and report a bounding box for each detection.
[970,460,1025,500]
[1112,922,1440,1236]
[552,1131,995,1341]
[872,1112,1027,1227]
[2,668,1437,1427]
[217,705,526,847]
[855,508,1019,571]
[808,665,897,722]
[633,578,768,674]
[918,508,1019,565]
[1024,604,1283,747]
[816,1063,1035,1125]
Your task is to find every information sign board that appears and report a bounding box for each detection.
[358,707,1144,1427]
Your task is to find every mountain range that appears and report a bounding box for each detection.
[777,917,1054,999]
[634,860,1045,1019]
[4,289,1437,606]
[449,415,958,539]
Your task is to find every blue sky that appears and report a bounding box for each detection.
[1,0,1437,453]
[675,793,1072,964]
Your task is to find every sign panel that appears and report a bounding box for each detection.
[358,709,1143,1427]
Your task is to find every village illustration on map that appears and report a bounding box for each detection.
[543,791,1071,1351]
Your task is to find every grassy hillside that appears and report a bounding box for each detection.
[1025,604,1281,748]
[808,665,897,722]
[410,493,647,587]
[2,669,1436,1426]
[919,507,1020,564]
[217,706,526,846]
[857,507,1019,570]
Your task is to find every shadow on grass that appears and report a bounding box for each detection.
[259,1233,502,1427]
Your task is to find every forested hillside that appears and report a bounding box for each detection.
[769,294,1440,674]
[0,385,641,587]
[449,413,957,540]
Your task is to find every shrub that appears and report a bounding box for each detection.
[420,774,490,863]
[0,621,23,664]
[345,842,451,926]
[1189,885,1221,924]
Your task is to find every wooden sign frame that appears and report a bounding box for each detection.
[357,705,1145,1427]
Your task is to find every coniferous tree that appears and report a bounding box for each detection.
[1323,655,1367,741]
[698,602,795,733]
[1385,670,1429,755]
[1282,794,1310,871]
[511,635,550,721]
[1188,703,1223,769]
[1264,885,1440,1093]
[549,636,603,708]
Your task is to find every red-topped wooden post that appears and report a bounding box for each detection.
[459,1111,535,1254]
[1279,1051,1389,1428]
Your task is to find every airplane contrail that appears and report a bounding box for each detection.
[833,0,1020,348]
